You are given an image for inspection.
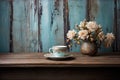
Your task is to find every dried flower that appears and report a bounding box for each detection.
[86,21,98,32]
[78,30,88,40]
[67,30,76,40]
[66,19,115,49]
[104,33,115,48]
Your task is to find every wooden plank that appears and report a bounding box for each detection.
[40,0,64,52]
[29,0,39,52]
[113,0,117,52]
[39,0,51,52]
[12,0,39,52]
[89,0,115,52]
[116,0,120,52]
[38,0,43,52]
[0,0,10,52]
[63,0,70,47]
[68,0,87,52]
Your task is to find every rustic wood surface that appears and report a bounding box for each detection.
[0,52,120,80]
[0,52,120,67]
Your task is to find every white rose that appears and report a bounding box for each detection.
[86,21,98,32]
[78,30,88,40]
[67,30,76,40]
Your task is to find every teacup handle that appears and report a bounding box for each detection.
[49,48,53,53]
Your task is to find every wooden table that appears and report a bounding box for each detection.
[0,52,120,80]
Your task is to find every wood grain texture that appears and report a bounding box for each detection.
[68,0,87,52]
[0,52,120,80]
[89,0,115,52]
[0,0,10,52]
[38,0,43,52]
[12,0,39,52]
[0,52,120,67]
[40,0,64,52]
[63,0,70,45]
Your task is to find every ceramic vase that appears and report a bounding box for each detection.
[80,41,98,56]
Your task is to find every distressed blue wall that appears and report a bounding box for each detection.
[0,0,119,53]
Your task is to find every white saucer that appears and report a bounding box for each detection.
[44,53,74,60]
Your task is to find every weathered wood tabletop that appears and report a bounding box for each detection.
[0,52,120,67]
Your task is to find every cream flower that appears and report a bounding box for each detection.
[78,20,86,30]
[67,30,76,40]
[98,31,105,41]
[104,33,115,47]
[86,21,98,32]
[66,19,115,49]
[78,30,88,40]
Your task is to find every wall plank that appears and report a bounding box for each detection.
[40,0,64,52]
[116,0,120,52]
[0,0,10,52]
[89,0,115,52]
[68,0,87,52]
[12,0,39,52]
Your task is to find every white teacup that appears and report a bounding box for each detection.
[49,45,68,57]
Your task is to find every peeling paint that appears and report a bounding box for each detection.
[89,0,99,20]
[34,0,37,16]
[53,0,60,16]
[54,25,58,34]
[50,0,60,30]
[54,0,59,10]
[38,0,42,52]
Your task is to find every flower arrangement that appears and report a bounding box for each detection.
[66,20,115,49]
